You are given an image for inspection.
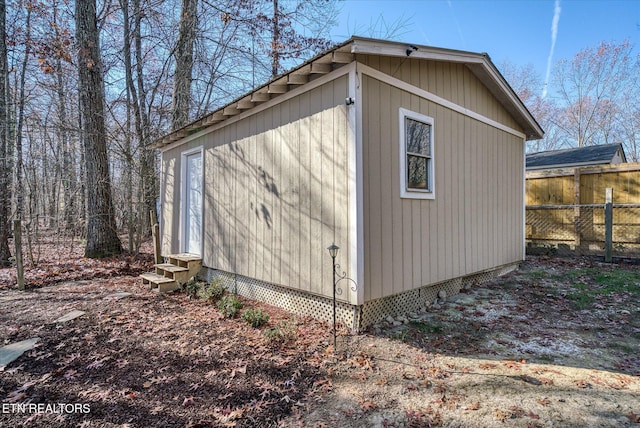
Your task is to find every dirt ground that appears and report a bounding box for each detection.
[283,256,640,428]
[0,241,639,427]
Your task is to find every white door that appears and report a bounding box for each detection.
[184,151,202,255]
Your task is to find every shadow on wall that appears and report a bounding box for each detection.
[199,93,350,298]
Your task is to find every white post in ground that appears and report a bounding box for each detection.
[604,188,613,263]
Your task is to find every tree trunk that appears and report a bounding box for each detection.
[53,1,76,233]
[76,0,122,258]
[14,6,32,221]
[0,0,11,266]
[171,0,197,130]
[134,0,156,237]
[271,0,279,77]
[120,0,135,252]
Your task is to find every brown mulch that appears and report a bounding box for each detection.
[0,234,154,291]
[0,237,334,427]
[0,277,332,427]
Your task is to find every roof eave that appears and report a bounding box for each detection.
[152,38,356,149]
[153,37,545,148]
[526,159,613,171]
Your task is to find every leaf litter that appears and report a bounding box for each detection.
[0,239,639,427]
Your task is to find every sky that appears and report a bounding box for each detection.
[330,0,640,93]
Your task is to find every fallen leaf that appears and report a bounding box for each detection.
[537,398,551,406]
[479,363,497,370]
[509,406,526,417]
[466,402,480,410]
[503,360,522,370]
[375,377,388,386]
[494,409,509,422]
[519,375,542,385]
[5,391,28,403]
[539,377,554,385]
[575,379,592,389]
[64,369,80,380]
[230,365,247,378]
[360,400,378,412]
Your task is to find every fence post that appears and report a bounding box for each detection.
[150,210,162,265]
[14,219,25,291]
[604,188,613,263]
[573,168,581,253]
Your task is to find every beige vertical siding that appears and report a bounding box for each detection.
[161,75,354,303]
[361,73,524,302]
[160,154,177,256]
[356,54,521,133]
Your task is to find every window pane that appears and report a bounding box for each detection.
[406,118,431,156]
[407,155,428,189]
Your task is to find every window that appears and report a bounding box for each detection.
[399,108,434,199]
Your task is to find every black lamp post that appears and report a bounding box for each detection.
[327,243,339,350]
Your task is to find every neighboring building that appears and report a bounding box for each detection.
[526,143,626,171]
[152,37,543,329]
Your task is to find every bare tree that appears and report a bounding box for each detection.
[14,1,33,221]
[76,0,122,257]
[172,0,198,130]
[264,0,336,77]
[0,0,344,259]
[0,0,11,266]
[553,40,634,147]
[616,68,640,161]
[133,0,157,237]
[500,61,560,153]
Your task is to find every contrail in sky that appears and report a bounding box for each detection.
[447,0,466,48]
[542,0,561,99]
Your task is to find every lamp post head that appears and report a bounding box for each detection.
[327,244,339,259]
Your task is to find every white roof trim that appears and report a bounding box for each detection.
[350,37,486,64]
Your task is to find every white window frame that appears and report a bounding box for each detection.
[399,108,435,199]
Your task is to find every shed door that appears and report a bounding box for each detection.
[183,151,202,256]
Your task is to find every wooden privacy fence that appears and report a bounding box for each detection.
[526,163,640,258]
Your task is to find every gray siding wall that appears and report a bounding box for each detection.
[361,71,525,302]
[161,75,355,303]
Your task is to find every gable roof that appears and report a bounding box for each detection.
[526,143,627,170]
[153,36,544,149]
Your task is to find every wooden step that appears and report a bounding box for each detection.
[155,263,188,274]
[155,263,191,284]
[141,254,202,293]
[140,272,180,293]
[167,253,202,263]
[166,254,201,270]
[141,272,175,285]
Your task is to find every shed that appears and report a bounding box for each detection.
[526,143,626,171]
[152,37,543,329]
